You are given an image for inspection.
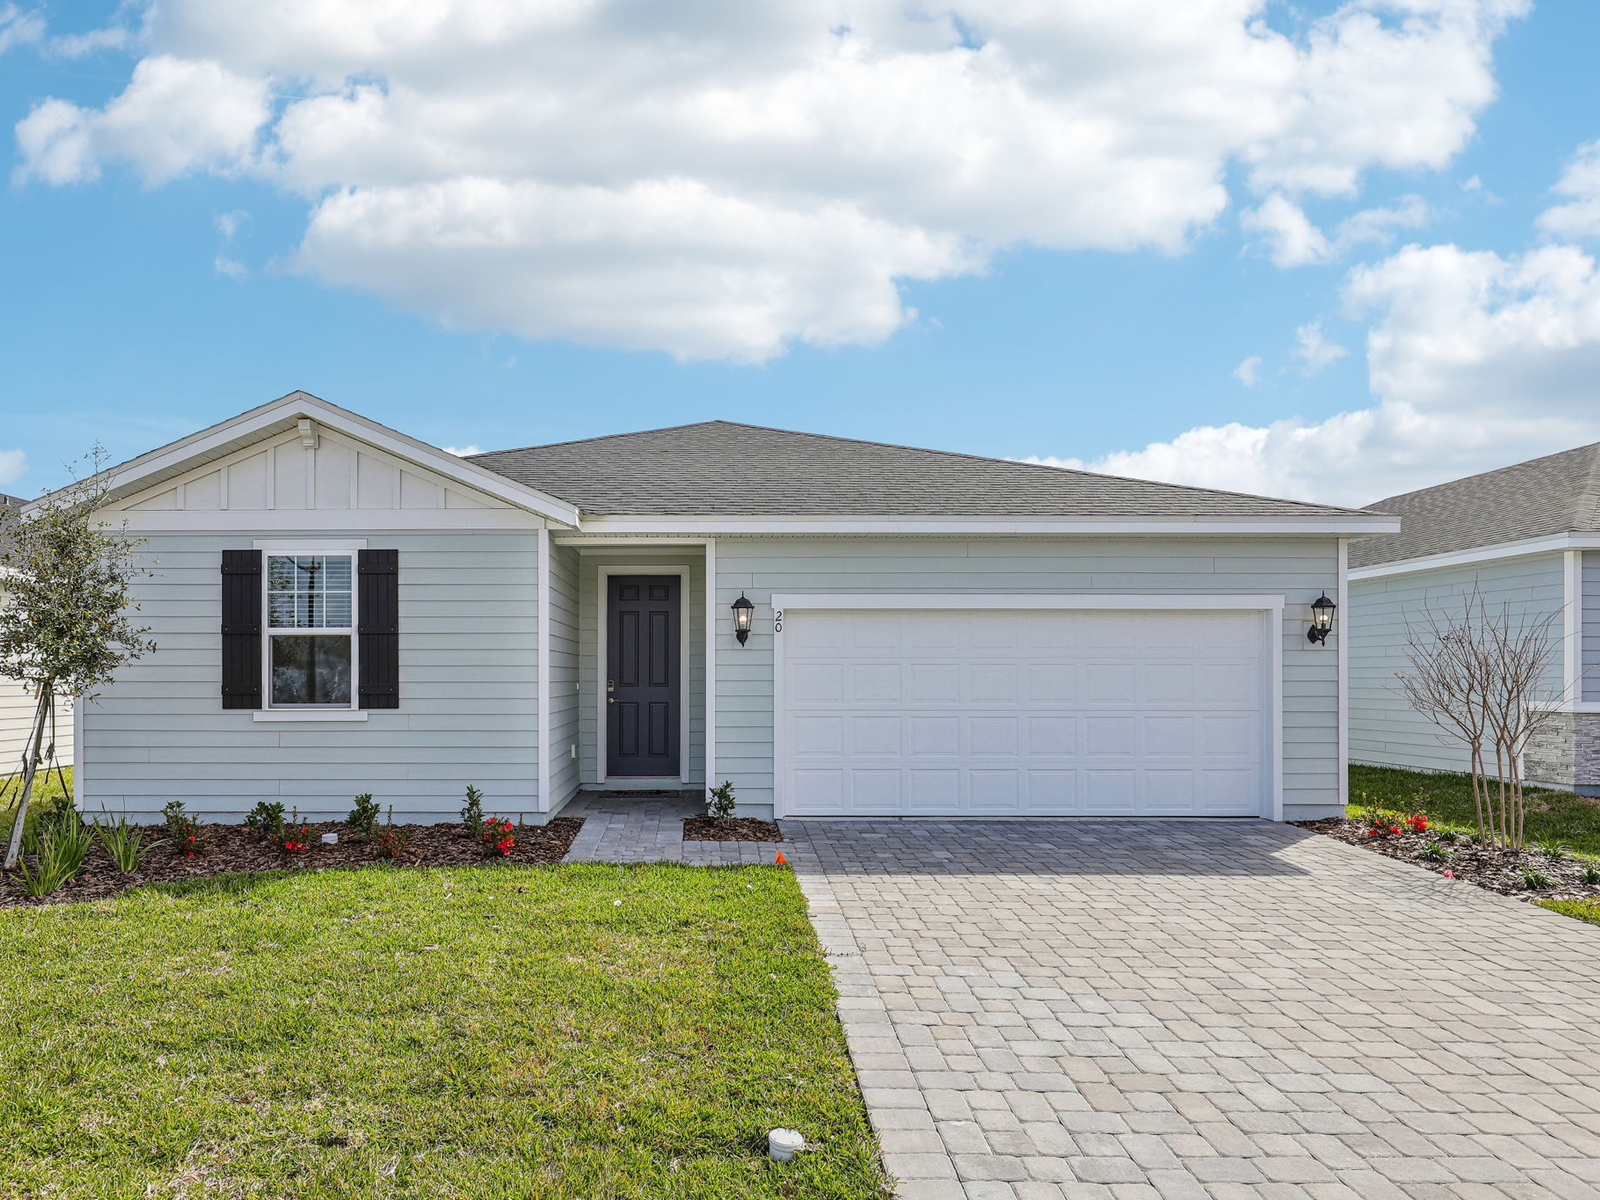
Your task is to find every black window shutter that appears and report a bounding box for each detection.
[359,549,400,710]
[220,550,262,709]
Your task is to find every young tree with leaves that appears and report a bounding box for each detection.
[0,451,154,868]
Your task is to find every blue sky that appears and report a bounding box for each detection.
[3,1,1599,504]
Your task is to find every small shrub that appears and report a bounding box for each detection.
[375,806,410,859]
[1419,840,1453,863]
[94,816,165,873]
[347,793,381,840]
[482,816,515,858]
[1522,868,1554,891]
[706,781,736,821]
[274,808,312,854]
[162,801,202,856]
[1536,839,1570,861]
[461,785,484,835]
[10,811,93,896]
[1581,861,1600,886]
[1406,812,1430,834]
[244,801,286,841]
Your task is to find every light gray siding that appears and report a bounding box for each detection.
[0,680,73,773]
[577,548,706,786]
[711,536,1343,821]
[1348,553,1567,776]
[1584,551,1600,704]
[547,543,582,808]
[81,529,540,822]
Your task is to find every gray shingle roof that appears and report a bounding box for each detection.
[1350,442,1600,568]
[469,421,1366,519]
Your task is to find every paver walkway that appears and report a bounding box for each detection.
[787,818,1600,1200]
[561,793,784,864]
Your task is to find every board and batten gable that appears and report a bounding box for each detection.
[1348,553,1568,775]
[83,428,545,822]
[709,535,1344,821]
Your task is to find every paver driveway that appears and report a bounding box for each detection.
[783,818,1600,1200]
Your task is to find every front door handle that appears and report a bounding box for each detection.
[607,679,615,704]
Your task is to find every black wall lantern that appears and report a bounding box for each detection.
[1307,592,1336,645]
[731,593,755,645]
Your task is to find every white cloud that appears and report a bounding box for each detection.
[0,449,24,487]
[13,0,1527,361]
[0,4,43,56]
[49,24,134,58]
[1233,355,1262,386]
[14,55,268,186]
[1242,194,1333,267]
[1243,193,1431,267]
[1538,139,1600,241]
[1035,241,1600,505]
[213,254,247,279]
[215,209,247,240]
[441,445,482,457]
[1293,320,1348,375]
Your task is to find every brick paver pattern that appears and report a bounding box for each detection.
[786,818,1600,1200]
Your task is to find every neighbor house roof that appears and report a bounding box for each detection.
[1351,442,1600,569]
[471,421,1371,520]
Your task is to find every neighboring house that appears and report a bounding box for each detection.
[0,491,75,775]
[1348,443,1600,795]
[58,391,1394,824]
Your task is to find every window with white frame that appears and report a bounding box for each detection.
[265,553,356,707]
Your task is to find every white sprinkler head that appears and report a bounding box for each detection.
[768,1128,804,1162]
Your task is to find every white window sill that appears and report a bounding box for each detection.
[253,710,370,723]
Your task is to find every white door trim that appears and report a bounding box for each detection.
[771,593,1287,820]
[595,565,694,786]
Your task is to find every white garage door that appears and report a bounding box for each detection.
[779,606,1270,816]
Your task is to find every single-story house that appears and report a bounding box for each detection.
[1348,442,1600,795]
[0,491,74,776]
[60,391,1396,824]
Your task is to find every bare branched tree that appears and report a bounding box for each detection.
[0,449,155,868]
[1397,586,1564,850]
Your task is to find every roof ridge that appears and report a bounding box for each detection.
[468,420,731,458]
[477,418,1366,516]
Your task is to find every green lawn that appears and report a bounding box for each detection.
[1535,898,1600,926]
[0,864,887,1199]
[1349,763,1600,856]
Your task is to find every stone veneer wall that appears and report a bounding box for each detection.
[1525,712,1600,796]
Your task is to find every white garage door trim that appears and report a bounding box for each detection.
[771,593,1285,821]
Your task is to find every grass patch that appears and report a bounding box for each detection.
[1536,898,1600,926]
[1350,764,1600,857]
[0,763,75,841]
[0,863,886,1198]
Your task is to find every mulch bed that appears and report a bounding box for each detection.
[682,816,783,842]
[1,817,585,908]
[1296,817,1600,903]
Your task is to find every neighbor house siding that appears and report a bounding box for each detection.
[547,543,582,809]
[577,547,706,786]
[711,536,1342,822]
[1348,553,1567,776]
[1,680,73,773]
[1585,551,1600,704]
[80,529,540,822]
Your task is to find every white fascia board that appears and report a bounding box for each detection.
[578,515,1400,536]
[771,592,1287,612]
[62,391,581,526]
[115,509,543,532]
[1348,533,1600,581]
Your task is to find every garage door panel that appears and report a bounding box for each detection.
[782,607,1268,817]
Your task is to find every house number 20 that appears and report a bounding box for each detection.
[773,610,783,633]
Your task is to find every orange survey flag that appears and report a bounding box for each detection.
[775,851,787,864]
